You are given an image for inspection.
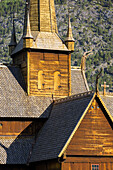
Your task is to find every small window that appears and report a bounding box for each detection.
[54,71,61,90]
[91,106,94,109]
[91,164,99,170]
[38,70,44,89]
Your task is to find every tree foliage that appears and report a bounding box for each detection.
[0,0,113,91]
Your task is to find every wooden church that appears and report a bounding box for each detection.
[0,0,113,169]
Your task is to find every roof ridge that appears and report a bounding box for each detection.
[71,66,81,70]
[99,92,113,97]
[54,91,93,104]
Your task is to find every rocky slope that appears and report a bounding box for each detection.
[0,0,113,91]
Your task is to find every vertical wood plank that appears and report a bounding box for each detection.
[68,54,71,96]
[27,52,30,95]
[29,52,70,97]
[66,100,113,156]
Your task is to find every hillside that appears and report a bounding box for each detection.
[0,0,113,91]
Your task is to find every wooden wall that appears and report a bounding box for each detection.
[29,0,57,32]
[0,121,31,136]
[60,98,113,170]
[12,50,71,97]
[66,99,113,156]
[28,51,71,97]
[0,120,45,137]
[13,52,27,84]
[62,157,113,170]
[30,0,39,31]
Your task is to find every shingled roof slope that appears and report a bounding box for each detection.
[12,33,68,55]
[30,92,94,162]
[0,137,34,164]
[71,68,89,94]
[0,65,52,118]
[100,94,113,116]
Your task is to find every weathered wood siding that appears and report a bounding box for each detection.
[62,157,113,170]
[66,99,113,156]
[29,0,57,32]
[13,52,27,84]
[0,121,31,136]
[0,120,45,136]
[30,0,39,31]
[28,52,71,97]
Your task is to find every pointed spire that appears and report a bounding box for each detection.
[23,2,33,39]
[65,16,75,42]
[9,13,17,46]
[9,13,17,55]
[65,15,75,51]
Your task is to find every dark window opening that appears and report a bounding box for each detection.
[91,164,99,170]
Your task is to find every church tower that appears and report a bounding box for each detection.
[9,0,74,98]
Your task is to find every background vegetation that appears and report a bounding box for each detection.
[0,0,113,91]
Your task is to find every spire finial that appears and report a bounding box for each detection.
[66,15,75,42]
[64,3,75,51]
[9,9,17,55]
[9,11,17,46]
[96,68,102,94]
[65,0,74,41]
[23,1,33,39]
[67,0,69,17]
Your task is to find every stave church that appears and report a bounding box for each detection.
[0,0,113,169]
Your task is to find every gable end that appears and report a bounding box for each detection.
[66,96,113,156]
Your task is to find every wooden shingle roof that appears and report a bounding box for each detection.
[12,32,68,55]
[0,65,89,118]
[0,65,52,118]
[30,91,94,162]
[30,92,113,163]
[100,94,113,116]
[0,137,34,164]
[71,68,89,94]
[11,0,68,55]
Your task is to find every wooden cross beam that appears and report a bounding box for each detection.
[101,82,109,96]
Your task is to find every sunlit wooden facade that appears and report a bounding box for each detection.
[2,0,113,169]
[11,0,74,98]
[30,94,113,170]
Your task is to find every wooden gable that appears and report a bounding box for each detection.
[66,97,113,156]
